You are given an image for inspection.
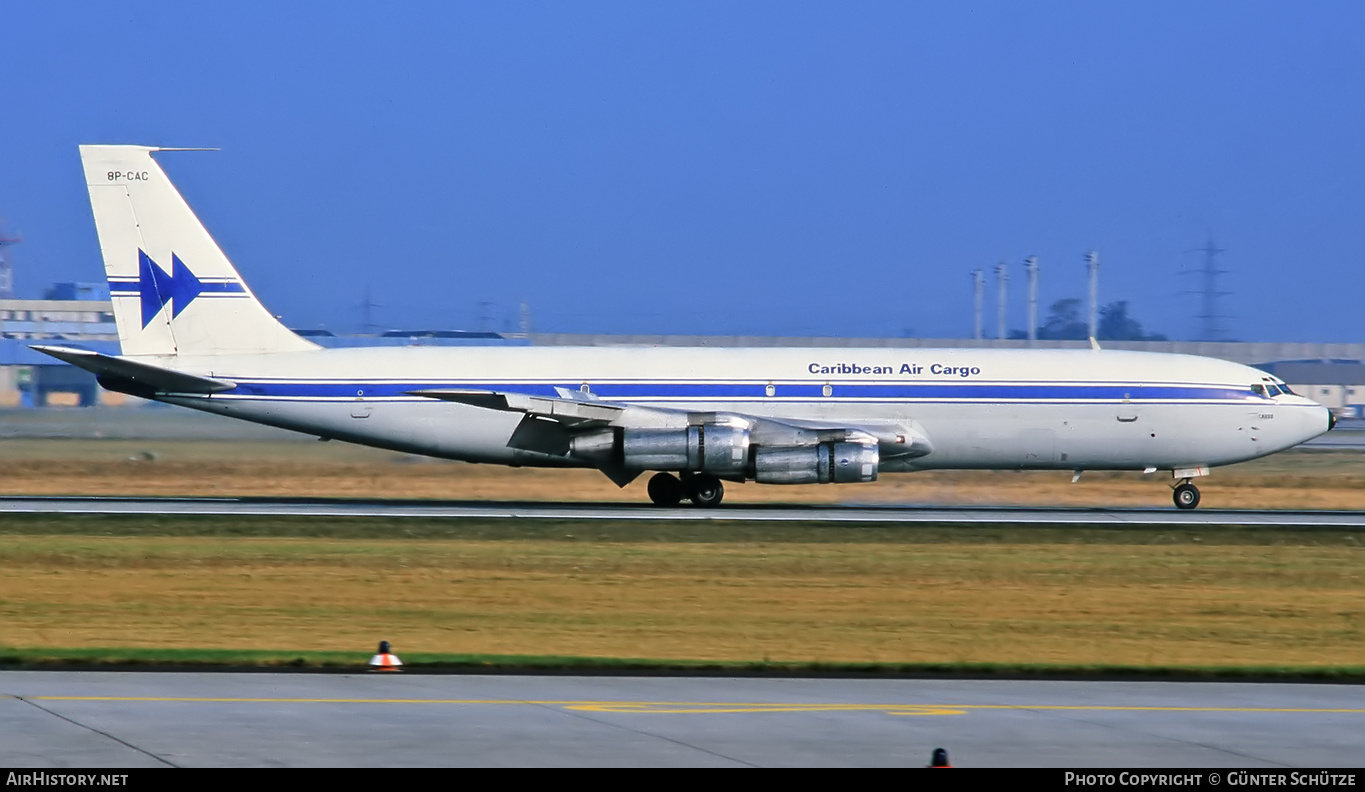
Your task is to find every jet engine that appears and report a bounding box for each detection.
[571,425,751,475]
[571,424,879,484]
[753,442,879,484]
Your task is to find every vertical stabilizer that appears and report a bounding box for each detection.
[78,145,316,357]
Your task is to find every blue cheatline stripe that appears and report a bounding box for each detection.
[233,374,1233,387]
[215,380,1261,403]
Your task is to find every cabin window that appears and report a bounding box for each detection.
[1251,384,1267,397]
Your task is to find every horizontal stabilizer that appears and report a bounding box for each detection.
[407,388,623,425]
[31,345,236,394]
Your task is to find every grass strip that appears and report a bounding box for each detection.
[3,646,1364,681]
[3,515,1360,673]
[3,513,1363,545]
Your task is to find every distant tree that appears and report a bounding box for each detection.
[1097,301,1167,341]
[1038,298,1088,340]
[1031,298,1166,341]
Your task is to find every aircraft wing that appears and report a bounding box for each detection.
[406,388,624,426]
[410,387,652,485]
[31,345,237,394]
[407,387,933,461]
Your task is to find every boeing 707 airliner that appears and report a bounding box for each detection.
[35,146,1333,509]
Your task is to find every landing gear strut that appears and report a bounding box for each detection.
[1173,481,1200,510]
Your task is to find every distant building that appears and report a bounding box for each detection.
[0,229,18,300]
[1254,359,1365,417]
[0,284,527,407]
[43,282,111,301]
[3,287,1365,415]
[0,287,119,407]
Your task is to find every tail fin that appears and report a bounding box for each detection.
[79,145,316,357]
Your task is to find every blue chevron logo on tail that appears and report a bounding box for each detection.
[108,250,247,328]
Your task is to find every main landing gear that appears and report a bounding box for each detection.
[647,472,724,507]
[1173,481,1201,510]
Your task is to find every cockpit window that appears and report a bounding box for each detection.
[1253,377,1294,396]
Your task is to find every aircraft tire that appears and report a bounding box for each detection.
[647,472,684,507]
[687,474,725,508]
[1173,483,1200,510]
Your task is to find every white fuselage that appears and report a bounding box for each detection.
[151,345,1330,474]
[68,145,1332,500]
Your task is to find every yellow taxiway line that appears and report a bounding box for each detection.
[16,697,1365,716]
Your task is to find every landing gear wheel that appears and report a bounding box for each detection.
[686,474,725,508]
[1173,482,1201,510]
[647,472,684,507]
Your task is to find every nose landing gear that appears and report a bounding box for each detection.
[1173,481,1201,510]
[1169,466,1210,510]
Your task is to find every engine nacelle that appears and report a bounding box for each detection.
[573,425,750,475]
[754,442,879,484]
[624,425,750,474]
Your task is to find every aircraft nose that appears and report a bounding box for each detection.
[1295,403,1334,447]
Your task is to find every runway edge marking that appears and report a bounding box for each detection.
[5,497,1365,527]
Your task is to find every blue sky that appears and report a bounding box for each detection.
[3,2,1363,341]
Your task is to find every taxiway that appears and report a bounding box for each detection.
[2,672,1361,767]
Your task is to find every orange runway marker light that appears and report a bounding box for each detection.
[368,640,403,672]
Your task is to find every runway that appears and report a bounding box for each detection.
[2,672,1361,767]
[3,495,1365,527]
